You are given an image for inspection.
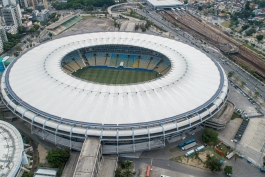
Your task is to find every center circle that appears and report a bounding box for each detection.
[61,44,171,85]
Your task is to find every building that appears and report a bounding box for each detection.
[146,0,184,9]
[2,0,16,7]
[0,32,229,154]
[20,0,29,8]
[202,101,235,130]
[30,0,38,10]
[0,120,29,177]
[0,26,8,43]
[2,4,22,26]
[4,25,18,34]
[0,26,7,54]
[43,0,48,9]
[34,167,57,177]
[32,9,49,21]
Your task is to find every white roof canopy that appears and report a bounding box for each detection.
[7,32,223,125]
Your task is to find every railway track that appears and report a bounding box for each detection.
[161,11,217,45]
[161,10,265,77]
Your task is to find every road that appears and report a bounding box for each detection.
[128,156,264,177]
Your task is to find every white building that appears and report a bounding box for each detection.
[2,4,22,27]
[34,167,57,177]
[4,25,18,34]
[0,26,8,54]
[2,0,16,7]
[146,0,183,9]
[0,120,29,177]
[1,32,229,154]
[32,9,49,22]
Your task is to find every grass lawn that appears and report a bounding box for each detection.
[170,147,225,170]
[217,143,232,155]
[231,112,241,120]
[221,21,230,28]
[72,67,160,84]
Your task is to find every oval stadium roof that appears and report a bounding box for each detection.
[6,32,224,125]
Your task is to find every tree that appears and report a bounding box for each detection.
[245,1,250,10]
[123,170,132,177]
[246,28,256,36]
[254,91,259,99]
[256,35,264,42]
[198,6,203,11]
[101,4,107,11]
[202,128,218,144]
[48,32,53,38]
[241,81,246,87]
[228,71,234,78]
[184,0,188,4]
[234,76,239,82]
[205,154,222,172]
[22,172,34,177]
[115,168,122,177]
[18,26,27,34]
[14,52,20,57]
[121,160,132,169]
[15,46,22,51]
[241,24,249,31]
[46,148,70,167]
[224,165,233,175]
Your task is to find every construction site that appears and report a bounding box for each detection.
[160,9,265,79]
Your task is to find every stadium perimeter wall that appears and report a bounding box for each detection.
[0,32,229,154]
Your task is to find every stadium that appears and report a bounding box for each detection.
[1,32,229,154]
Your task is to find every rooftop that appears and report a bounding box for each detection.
[6,32,225,125]
[0,120,24,177]
[147,0,183,7]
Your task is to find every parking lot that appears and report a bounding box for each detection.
[228,84,259,116]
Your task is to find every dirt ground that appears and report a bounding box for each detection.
[170,148,217,170]
[57,17,115,38]
[38,144,48,164]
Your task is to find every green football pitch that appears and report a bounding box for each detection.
[72,67,160,84]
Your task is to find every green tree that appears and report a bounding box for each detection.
[202,128,218,144]
[101,4,107,11]
[224,165,233,175]
[205,154,222,172]
[245,1,250,10]
[246,28,256,36]
[241,24,249,31]
[22,172,34,177]
[256,35,264,42]
[46,149,70,167]
[121,160,132,169]
[228,71,234,78]
[15,46,22,51]
[17,26,27,34]
[184,0,188,4]
[48,32,53,38]
[123,169,132,177]
[254,91,259,99]
[115,168,122,177]
[198,6,203,11]
[241,81,246,87]
[14,51,20,57]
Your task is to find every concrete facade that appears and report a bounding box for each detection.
[32,9,49,22]
[73,138,102,177]
[2,4,22,26]
[202,101,235,130]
